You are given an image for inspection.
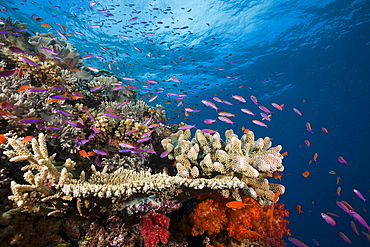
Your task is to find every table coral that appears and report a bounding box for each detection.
[161,129,286,203]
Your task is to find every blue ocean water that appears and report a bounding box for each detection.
[1,0,370,246]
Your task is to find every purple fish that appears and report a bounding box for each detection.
[351,221,360,236]
[288,237,308,247]
[203,119,217,124]
[112,85,124,90]
[321,213,336,226]
[349,210,370,230]
[178,124,196,130]
[87,112,95,122]
[44,125,63,130]
[41,47,59,55]
[95,156,102,166]
[259,105,271,114]
[52,55,64,60]
[260,112,271,121]
[28,87,48,92]
[7,46,26,53]
[55,29,68,41]
[118,101,128,108]
[201,100,218,111]
[149,124,160,129]
[353,189,367,202]
[131,149,147,153]
[338,232,351,244]
[0,69,17,77]
[19,56,39,66]
[66,120,85,128]
[201,129,217,134]
[143,116,153,126]
[18,118,43,123]
[50,95,71,100]
[146,79,158,84]
[223,100,233,105]
[141,129,154,138]
[52,86,66,91]
[133,45,142,53]
[252,120,268,128]
[218,116,234,125]
[125,130,139,134]
[241,108,255,116]
[250,95,259,105]
[76,138,89,145]
[137,137,151,143]
[119,142,137,149]
[160,151,169,158]
[103,112,119,118]
[293,108,303,116]
[93,149,109,156]
[55,109,74,117]
[185,107,201,113]
[90,86,103,92]
[119,149,132,153]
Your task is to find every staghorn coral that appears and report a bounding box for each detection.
[161,129,286,203]
[2,133,73,216]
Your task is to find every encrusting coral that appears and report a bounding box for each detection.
[161,128,286,203]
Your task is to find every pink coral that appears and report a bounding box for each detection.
[140,212,170,247]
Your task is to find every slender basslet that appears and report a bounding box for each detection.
[321,213,336,226]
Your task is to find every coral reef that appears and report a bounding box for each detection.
[0,17,290,247]
[180,193,291,247]
[162,129,286,203]
[140,212,170,247]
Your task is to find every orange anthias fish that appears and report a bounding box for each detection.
[245,230,265,239]
[281,151,288,156]
[266,191,281,222]
[39,23,51,27]
[22,136,36,143]
[302,171,311,177]
[241,126,250,133]
[226,201,250,210]
[0,134,6,144]
[273,171,282,181]
[296,205,304,215]
[79,150,95,159]
[17,85,30,93]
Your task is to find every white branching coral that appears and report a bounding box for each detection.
[161,129,286,203]
[4,133,248,216]
[4,133,73,216]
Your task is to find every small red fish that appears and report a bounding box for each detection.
[22,136,36,143]
[226,201,249,210]
[302,171,311,177]
[0,134,6,144]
